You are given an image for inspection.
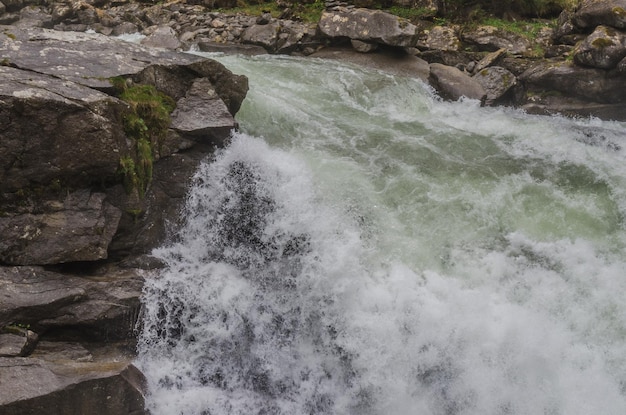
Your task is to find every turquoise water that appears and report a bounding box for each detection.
[137,53,626,415]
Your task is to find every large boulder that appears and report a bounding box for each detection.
[318,7,419,48]
[573,0,626,30]
[0,26,248,258]
[0,66,128,193]
[573,25,626,69]
[520,60,626,104]
[429,63,487,102]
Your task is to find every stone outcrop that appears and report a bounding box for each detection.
[318,7,419,48]
[0,24,247,414]
[573,25,626,69]
[572,0,626,29]
[462,25,532,55]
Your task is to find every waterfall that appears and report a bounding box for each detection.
[137,53,626,415]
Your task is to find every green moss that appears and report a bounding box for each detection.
[112,80,175,197]
[613,7,626,18]
[386,6,436,23]
[0,58,10,66]
[592,37,615,48]
[3,32,16,40]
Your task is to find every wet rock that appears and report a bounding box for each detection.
[573,25,626,69]
[473,66,519,105]
[0,266,144,340]
[318,7,419,48]
[520,60,626,104]
[429,63,487,102]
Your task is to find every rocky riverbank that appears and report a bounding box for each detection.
[4,0,626,119]
[1,0,625,413]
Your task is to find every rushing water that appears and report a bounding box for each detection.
[136,53,626,415]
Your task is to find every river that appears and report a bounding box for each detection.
[136,52,626,415]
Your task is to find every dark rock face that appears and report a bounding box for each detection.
[573,0,626,30]
[462,25,532,56]
[473,66,519,105]
[0,22,248,415]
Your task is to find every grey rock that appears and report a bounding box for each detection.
[351,38,378,52]
[574,25,626,69]
[573,0,626,30]
[0,265,144,340]
[520,60,626,104]
[0,191,121,265]
[421,25,460,51]
[462,25,532,55]
[473,66,518,105]
[429,63,487,102]
[140,25,182,50]
[0,330,38,357]
[241,21,280,51]
[170,78,236,145]
[472,48,507,74]
[0,65,129,193]
[318,7,419,48]
[0,357,146,415]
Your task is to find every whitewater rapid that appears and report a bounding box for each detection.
[137,53,626,415]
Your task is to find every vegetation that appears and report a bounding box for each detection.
[217,0,325,23]
[111,78,176,196]
[439,0,577,19]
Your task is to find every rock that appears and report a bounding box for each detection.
[473,66,519,105]
[1,26,248,258]
[1,0,36,13]
[462,25,532,55]
[420,25,460,51]
[318,7,419,48]
[111,21,139,36]
[0,191,122,265]
[0,65,129,193]
[0,357,146,415]
[472,47,507,74]
[140,25,182,50]
[573,0,626,30]
[256,12,272,25]
[418,49,473,68]
[429,63,487,102]
[523,92,626,121]
[553,9,579,44]
[241,21,280,51]
[0,329,38,357]
[573,25,626,69]
[170,78,236,145]
[351,38,378,52]
[0,266,144,340]
[520,60,626,104]
[311,46,430,81]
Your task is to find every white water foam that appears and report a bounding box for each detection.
[138,54,626,414]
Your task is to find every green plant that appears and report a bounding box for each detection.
[111,80,175,196]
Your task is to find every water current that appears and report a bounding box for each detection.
[136,52,626,415]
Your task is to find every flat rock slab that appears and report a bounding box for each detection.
[429,63,487,102]
[0,25,204,89]
[0,356,146,414]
